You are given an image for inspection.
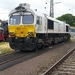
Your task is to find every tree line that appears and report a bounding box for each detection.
[56,14,75,27]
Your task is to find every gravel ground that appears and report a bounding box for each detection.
[0,41,75,75]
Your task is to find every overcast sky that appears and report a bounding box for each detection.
[0,0,75,20]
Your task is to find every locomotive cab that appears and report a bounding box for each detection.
[9,11,36,38]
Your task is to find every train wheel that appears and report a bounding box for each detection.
[37,43,44,49]
[51,41,55,45]
[9,43,17,50]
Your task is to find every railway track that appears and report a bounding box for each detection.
[0,41,73,71]
[0,42,61,71]
[43,47,75,75]
[0,51,19,57]
[0,51,33,66]
[0,42,62,66]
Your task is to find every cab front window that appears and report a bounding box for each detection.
[9,15,21,25]
[22,15,34,24]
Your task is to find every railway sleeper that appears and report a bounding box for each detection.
[52,71,75,75]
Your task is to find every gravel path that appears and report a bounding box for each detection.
[0,42,75,75]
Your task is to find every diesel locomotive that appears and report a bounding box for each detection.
[8,3,70,51]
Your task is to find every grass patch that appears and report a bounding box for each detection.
[0,42,14,54]
[0,42,5,45]
[69,38,75,42]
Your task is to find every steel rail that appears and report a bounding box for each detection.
[0,52,31,65]
[43,47,75,75]
[0,50,19,57]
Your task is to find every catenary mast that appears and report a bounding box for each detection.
[50,0,54,17]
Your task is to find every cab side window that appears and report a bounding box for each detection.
[66,26,69,32]
[36,16,42,25]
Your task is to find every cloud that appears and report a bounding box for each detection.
[0,8,9,20]
[0,0,48,20]
[52,0,75,18]
[0,0,19,10]
[0,0,75,20]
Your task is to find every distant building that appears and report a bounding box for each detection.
[70,26,75,40]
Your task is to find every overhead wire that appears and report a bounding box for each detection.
[1,0,41,14]
[2,0,74,17]
[0,0,46,15]
[26,0,45,10]
[61,2,75,13]
[45,0,64,14]
[40,0,50,15]
[45,0,75,15]
[54,6,64,13]
[23,0,50,15]
[61,2,75,17]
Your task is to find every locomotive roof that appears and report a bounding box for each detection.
[9,7,44,18]
[9,3,70,27]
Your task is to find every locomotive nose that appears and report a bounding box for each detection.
[15,25,36,37]
[8,25,36,38]
[15,27,27,37]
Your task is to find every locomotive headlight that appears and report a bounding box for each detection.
[28,32,34,36]
[9,32,15,36]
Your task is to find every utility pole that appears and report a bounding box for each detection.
[50,0,54,17]
[50,0,61,18]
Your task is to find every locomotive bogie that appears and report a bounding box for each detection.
[9,37,37,51]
